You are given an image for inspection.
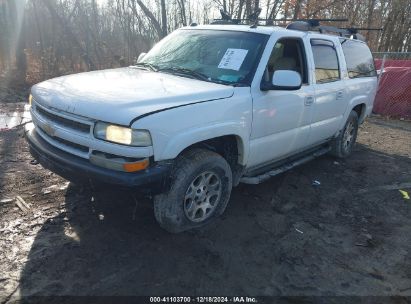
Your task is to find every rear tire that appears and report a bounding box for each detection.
[330,110,359,158]
[154,148,233,233]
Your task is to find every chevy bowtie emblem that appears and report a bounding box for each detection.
[42,122,55,137]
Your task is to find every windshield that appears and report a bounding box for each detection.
[138,29,269,86]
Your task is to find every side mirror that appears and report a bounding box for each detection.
[137,52,147,62]
[261,70,302,91]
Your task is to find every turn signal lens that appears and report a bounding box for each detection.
[29,94,33,105]
[123,158,149,172]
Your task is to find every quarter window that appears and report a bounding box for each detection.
[340,39,376,78]
[311,39,340,83]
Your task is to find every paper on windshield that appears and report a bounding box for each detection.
[218,48,248,71]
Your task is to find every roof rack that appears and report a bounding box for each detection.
[287,21,382,41]
[211,8,347,27]
[210,18,347,26]
[210,8,382,42]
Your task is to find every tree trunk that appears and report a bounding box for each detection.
[245,0,252,18]
[0,1,11,70]
[135,0,165,38]
[33,0,45,78]
[293,0,303,19]
[365,0,376,41]
[15,17,27,80]
[160,0,167,37]
[178,0,187,26]
[237,0,245,19]
[254,0,260,12]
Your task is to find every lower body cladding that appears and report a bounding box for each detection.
[25,126,172,194]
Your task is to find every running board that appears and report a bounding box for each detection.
[240,146,331,184]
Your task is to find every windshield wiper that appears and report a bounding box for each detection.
[157,66,245,86]
[157,67,209,81]
[131,62,158,72]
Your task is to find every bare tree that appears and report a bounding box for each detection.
[134,0,165,38]
[41,0,95,70]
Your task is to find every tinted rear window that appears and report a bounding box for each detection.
[340,39,376,78]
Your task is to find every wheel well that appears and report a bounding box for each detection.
[179,135,244,186]
[352,104,366,121]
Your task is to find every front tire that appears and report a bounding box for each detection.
[154,148,233,233]
[330,110,359,158]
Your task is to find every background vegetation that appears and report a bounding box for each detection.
[1,0,410,85]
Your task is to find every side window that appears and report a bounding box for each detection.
[340,39,377,78]
[310,39,340,84]
[265,38,308,84]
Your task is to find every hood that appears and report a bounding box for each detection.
[31,67,234,125]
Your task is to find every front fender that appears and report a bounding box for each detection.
[159,122,247,164]
[130,87,252,165]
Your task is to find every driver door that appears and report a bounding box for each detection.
[248,37,314,169]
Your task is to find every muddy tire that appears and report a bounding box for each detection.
[330,110,359,158]
[153,148,233,233]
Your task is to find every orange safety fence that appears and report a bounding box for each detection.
[374,58,411,119]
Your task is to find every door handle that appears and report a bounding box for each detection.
[305,96,314,106]
[336,91,344,100]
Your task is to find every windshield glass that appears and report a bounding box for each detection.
[139,29,269,86]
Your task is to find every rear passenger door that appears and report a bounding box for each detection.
[307,38,348,146]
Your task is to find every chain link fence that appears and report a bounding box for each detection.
[373,52,411,119]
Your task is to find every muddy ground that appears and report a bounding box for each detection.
[0,101,411,302]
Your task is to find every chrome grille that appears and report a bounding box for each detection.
[36,127,90,158]
[31,99,94,159]
[53,136,89,153]
[35,106,90,133]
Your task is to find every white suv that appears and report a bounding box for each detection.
[26,22,377,232]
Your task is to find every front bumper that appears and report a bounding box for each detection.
[25,126,172,193]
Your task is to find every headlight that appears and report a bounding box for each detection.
[94,122,152,146]
[29,94,33,105]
